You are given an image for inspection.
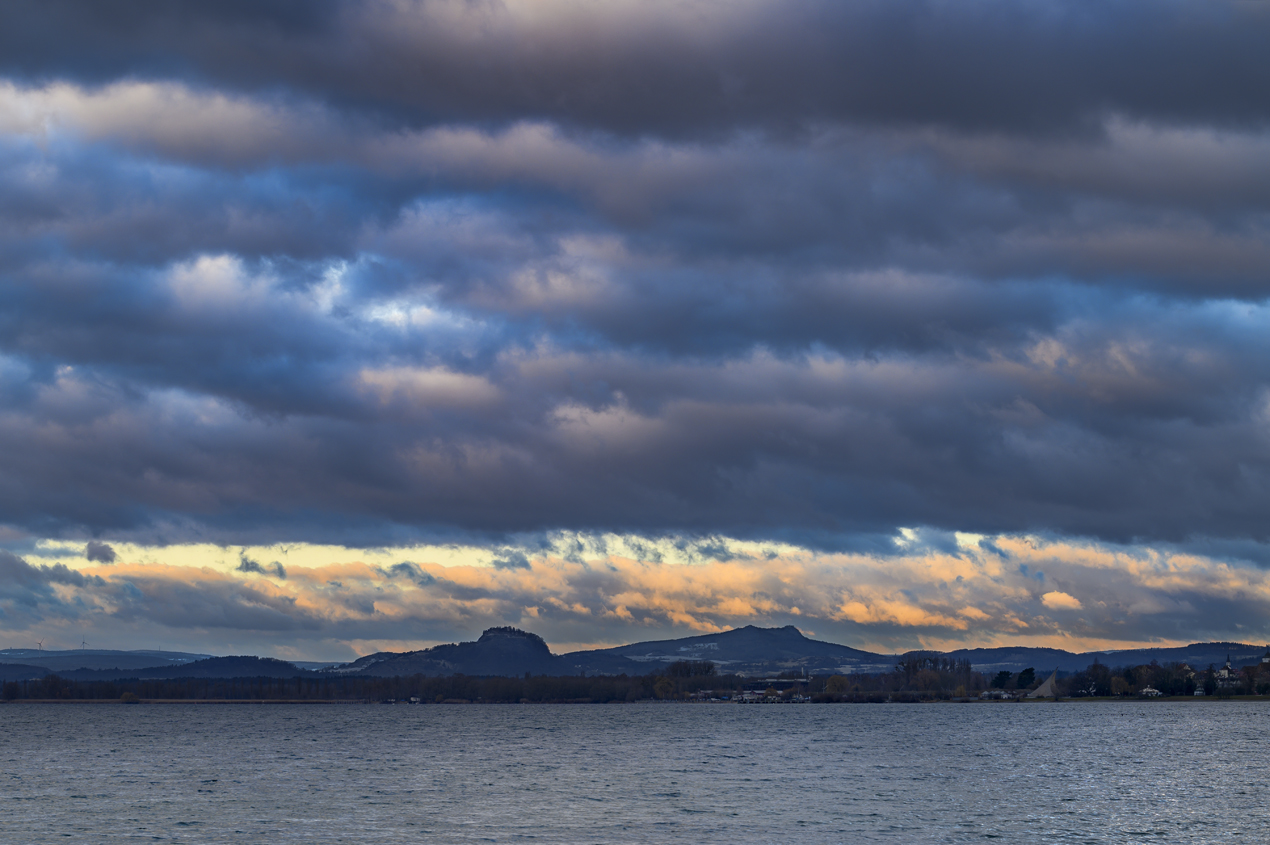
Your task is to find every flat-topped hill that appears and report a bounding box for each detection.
[336,627,562,677]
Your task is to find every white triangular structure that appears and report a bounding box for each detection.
[1027,669,1058,698]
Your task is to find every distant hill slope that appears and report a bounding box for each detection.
[0,662,50,682]
[333,627,1270,679]
[1092,642,1269,672]
[336,627,563,677]
[0,648,211,673]
[560,625,896,676]
[926,646,1094,674]
[6,633,1265,683]
[62,656,312,681]
[936,642,1270,674]
[333,625,895,678]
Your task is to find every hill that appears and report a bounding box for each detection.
[60,655,313,681]
[0,662,50,682]
[0,648,211,673]
[336,627,562,677]
[331,625,894,678]
[560,625,895,676]
[330,627,1270,678]
[928,642,1270,674]
[5,631,1266,683]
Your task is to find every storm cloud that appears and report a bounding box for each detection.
[2,0,1269,135]
[0,1,1268,568]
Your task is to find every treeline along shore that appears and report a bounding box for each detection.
[5,656,1270,703]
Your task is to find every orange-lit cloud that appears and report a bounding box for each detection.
[3,533,1270,661]
[1041,591,1082,610]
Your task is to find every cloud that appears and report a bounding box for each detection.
[490,549,531,571]
[0,1,1266,569]
[84,540,117,563]
[3,535,1270,659]
[380,561,435,586]
[1041,591,1082,611]
[0,549,104,629]
[0,549,94,588]
[237,553,286,580]
[2,1,1268,137]
[105,568,315,633]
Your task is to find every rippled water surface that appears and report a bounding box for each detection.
[2,701,1268,842]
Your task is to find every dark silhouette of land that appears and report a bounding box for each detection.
[3,627,1268,689]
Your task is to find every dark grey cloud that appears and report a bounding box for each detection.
[0,549,95,590]
[106,573,314,632]
[1,0,1268,137]
[490,549,531,571]
[0,550,104,627]
[237,553,286,579]
[84,540,116,563]
[380,561,436,585]
[0,0,1267,559]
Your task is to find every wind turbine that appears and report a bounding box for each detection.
[36,639,43,651]
[81,639,89,650]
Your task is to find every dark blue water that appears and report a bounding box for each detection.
[1,701,1266,842]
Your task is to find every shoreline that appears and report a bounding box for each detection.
[7,695,1270,705]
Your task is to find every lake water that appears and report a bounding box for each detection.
[1,701,1267,843]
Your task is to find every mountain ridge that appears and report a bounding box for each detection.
[325,626,1270,679]
[4,630,1268,681]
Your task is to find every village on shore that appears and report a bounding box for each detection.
[683,647,1270,704]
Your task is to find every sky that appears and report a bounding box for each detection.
[2,0,1270,661]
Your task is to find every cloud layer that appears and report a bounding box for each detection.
[4,535,1270,660]
[1,2,1269,653]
